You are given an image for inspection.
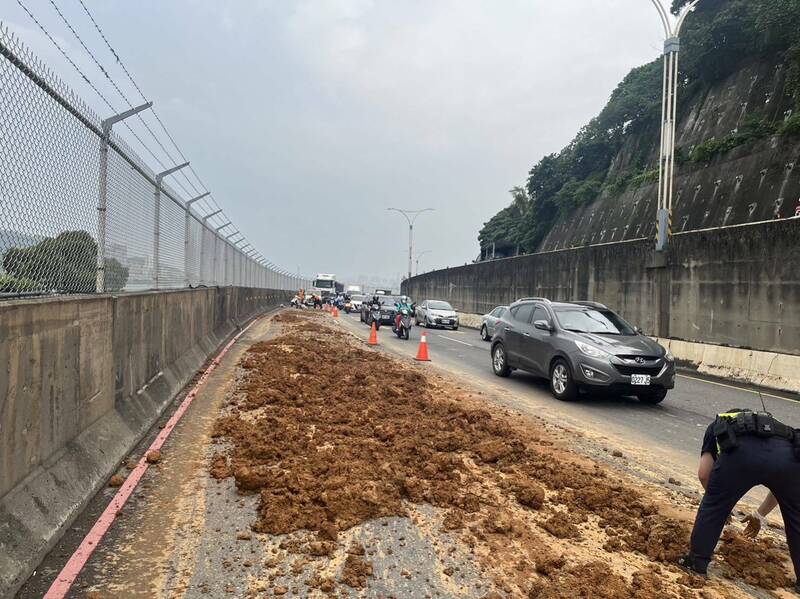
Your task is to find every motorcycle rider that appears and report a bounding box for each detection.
[394,296,414,330]
[369,295,383,326]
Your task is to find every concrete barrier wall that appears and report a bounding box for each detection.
[0,287,290,597]
[403,219,800,356]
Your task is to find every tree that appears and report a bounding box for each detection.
[479,0,800,257]
[2,230,128,293]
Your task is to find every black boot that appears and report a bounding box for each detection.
[677,553,708,578]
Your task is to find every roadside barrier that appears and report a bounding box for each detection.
[42,312,264,599]
[368,322,378,345]
[415,332,431,361]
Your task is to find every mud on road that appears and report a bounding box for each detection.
[210,310,793,598]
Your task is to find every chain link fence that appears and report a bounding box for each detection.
[0,24,308,298]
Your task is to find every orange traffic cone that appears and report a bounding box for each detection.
[332,307,339,318]
[415,332,431,361]
[368,322,378,345]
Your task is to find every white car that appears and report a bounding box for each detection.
[349,294,365,312]
[480,305,509,341]
[415,300,459,330]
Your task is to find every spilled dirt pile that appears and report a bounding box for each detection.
[210,310,792,597]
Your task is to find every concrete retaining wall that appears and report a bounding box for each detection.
[403,219,800,357]
[656,338,800,395]
[0,287,290,598]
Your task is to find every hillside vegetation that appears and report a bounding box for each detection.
[478,0,800,257]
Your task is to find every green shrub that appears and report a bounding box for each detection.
[690,117,777,163]
[0,274,39,293]
[779,113,800,135]
[630,168,660,188]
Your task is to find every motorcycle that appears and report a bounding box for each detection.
[343,300,352,314]
[392,308,413,340]
[369,303,382,330]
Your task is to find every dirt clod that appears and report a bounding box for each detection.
[540,512,581,539]
[108,474,125,487]
[340,551,373,588]
[145,450,161,464]
[529,561,632,598]
[717,530,793,589]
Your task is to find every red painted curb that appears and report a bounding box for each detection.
[43,317,261,599]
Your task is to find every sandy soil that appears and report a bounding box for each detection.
[208,310,795,598]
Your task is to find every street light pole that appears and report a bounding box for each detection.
[415,250,432,276]
[387,208,434,281]
[650,0,701,252]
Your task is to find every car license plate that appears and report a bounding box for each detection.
[631,374,651,386]
[442,319,451,324]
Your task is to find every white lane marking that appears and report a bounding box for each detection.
[438,335,474,347]
[677,374,800,405]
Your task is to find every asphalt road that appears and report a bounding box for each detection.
[338,312,800,494]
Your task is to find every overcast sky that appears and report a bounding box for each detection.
[4,0,665,289]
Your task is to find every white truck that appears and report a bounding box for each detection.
[311,273,342,299]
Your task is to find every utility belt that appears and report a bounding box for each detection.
[714,411,798,458]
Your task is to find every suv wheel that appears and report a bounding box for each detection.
[550,359,578,401]
[480,325,489,341]
[492,344,511,377]
[637,388,668,404]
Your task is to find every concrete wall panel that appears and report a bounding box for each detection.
[0,286,290,597]
[404,220,800,356]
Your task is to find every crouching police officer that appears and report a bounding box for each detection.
[678,409,800,593]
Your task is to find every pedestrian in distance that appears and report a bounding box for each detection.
[678,408,800,594]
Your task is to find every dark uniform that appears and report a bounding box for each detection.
[681,409,800,590]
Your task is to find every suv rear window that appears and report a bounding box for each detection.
[510,304,534,323]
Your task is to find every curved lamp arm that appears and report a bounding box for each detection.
[648,0,671,37]
[675,0,702,36]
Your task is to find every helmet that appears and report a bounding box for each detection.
[401,295,409,303]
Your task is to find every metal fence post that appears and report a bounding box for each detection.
[95,102,152,292]
[183,192,209,287]
[214,222,231,286]
[154,162,189,287]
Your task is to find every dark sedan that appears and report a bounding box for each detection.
[360,296,401,326]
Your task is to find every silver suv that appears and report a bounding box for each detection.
[490,298,675,404]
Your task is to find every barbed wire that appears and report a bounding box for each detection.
[6,5,301,281]
[15,0,180,178]
[75,0,209,200]
[46,0,200,199]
